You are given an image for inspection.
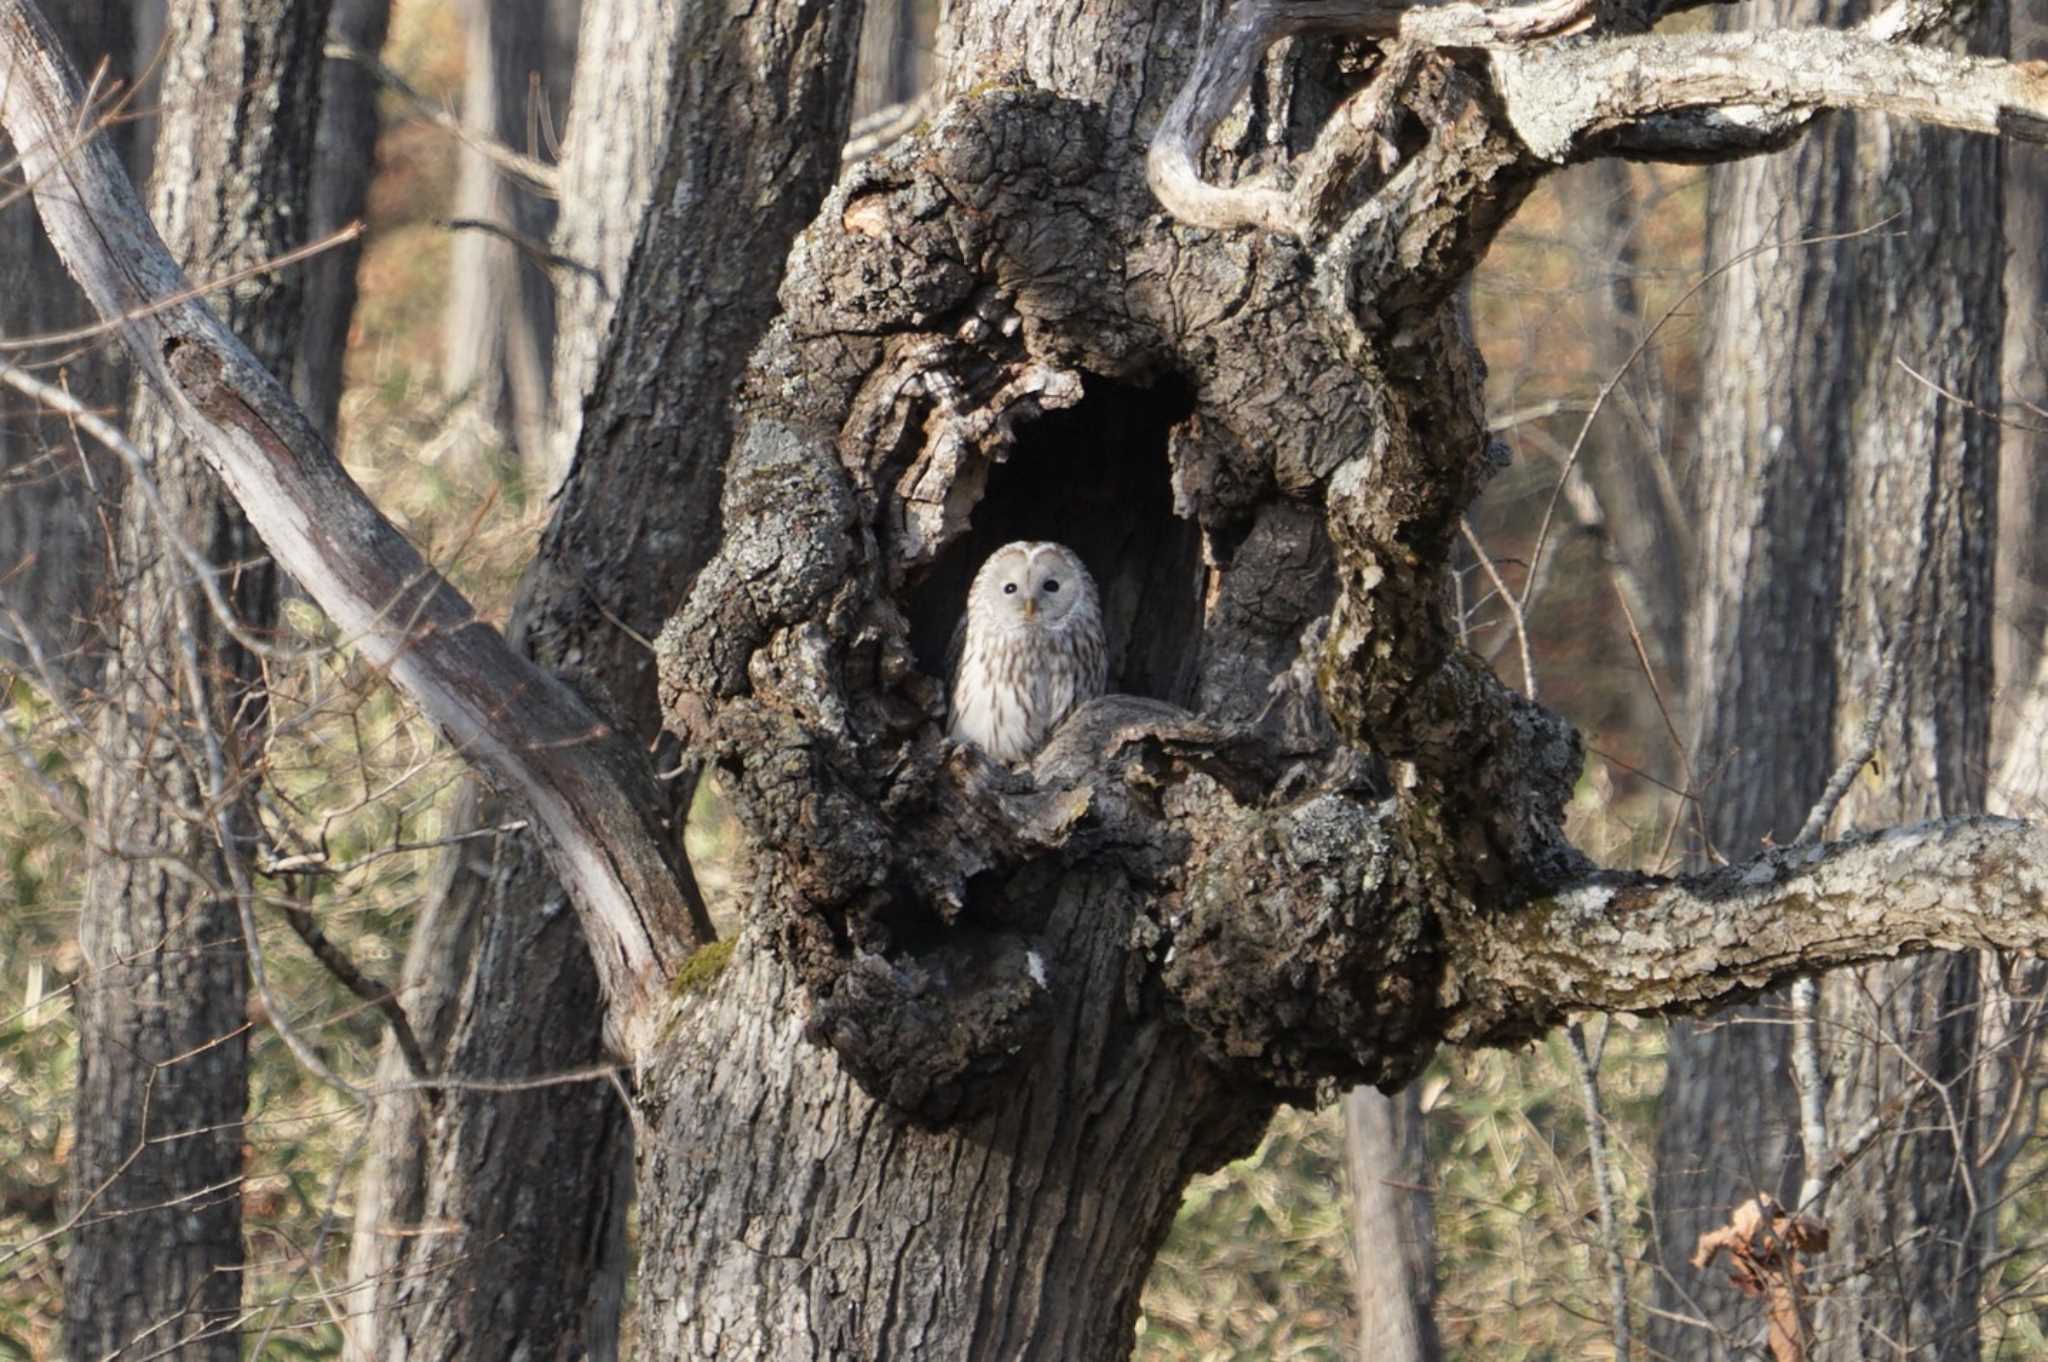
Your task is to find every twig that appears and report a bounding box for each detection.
[440,216,604,289]
[1460,518,1535,701]
[170,588,367,1104]
[0,354,304,662]
[1568,1020,1632,1361]
[324,42,560,194]
[275,899,432,1087]
[1519,216,1903,627]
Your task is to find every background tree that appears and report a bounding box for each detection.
[13,0,2048,1357]
[1649,0,2004,1352]
[440,0,576,484]
[61,1,331,1357]
[0,1,135,690]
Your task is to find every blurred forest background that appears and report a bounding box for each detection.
[5,0,2048,1358]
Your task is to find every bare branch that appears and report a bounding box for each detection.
[1491,28,2048,164]
[323,41,560,195]
[0,0,710,1057]
[1447,817,2048,1042]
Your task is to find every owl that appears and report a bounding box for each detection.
[947,540,1108,763]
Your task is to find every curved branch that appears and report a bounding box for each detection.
[0,0,710,1057]
[1448,816,2048,1044]
[1148,0,2048,235]
[1146,0,1594,233]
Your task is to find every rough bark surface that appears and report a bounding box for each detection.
[1647,38,1855,1350]
[0,2,134,690]
[1814,22,2002,1349]
[342,2,867,1358]
[1651,0,2002,1354]
[643,4,1570,1351]
[63,2,328,1358]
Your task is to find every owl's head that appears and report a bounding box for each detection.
[969,540,1099,632]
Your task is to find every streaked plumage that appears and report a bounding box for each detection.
[947,541,1107,763]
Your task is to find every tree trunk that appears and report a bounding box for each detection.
[1650,0,2003,1356]
[638,0,1566,1353]
[1343,1086,1441,1362]
[442,0,576,483]
[1811,39,2002,1354]
[1646,67,1855,1360]
[342,2,867,1357]
[63,3,328,1359]
[853,0,924,119]
[542,0,681,475]
[1994,5,2048,746]
[0,2,135,691]
[295,0,390,446]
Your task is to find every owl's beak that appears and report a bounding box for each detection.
[1021,598,1039,620]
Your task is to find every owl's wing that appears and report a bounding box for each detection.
[944,612,973,724]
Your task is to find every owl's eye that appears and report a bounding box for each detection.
[1003,583,1018,595]
[1043,579,1061,593]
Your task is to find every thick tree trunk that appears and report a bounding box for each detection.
[442,0,576,482]
[342,3,867,1357]
[640,1,1565,1354]
[1650,1,2002,1356]
[1343,1086,1440,1362]
[1812,50,2001,1356]
[0,2,135,690]
[1646,70,1855,1359]
[63,3,328,1358]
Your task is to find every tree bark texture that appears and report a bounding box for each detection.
[1343,1085,1441,1362]
[342,3,867,1358]
[443,0,576,482]
[1650,0,2003,1355]
[63,2,329,1359]
[1812,20,2002,1349]
[1994,4,2048,749]
[1646,48,1856,1356]
[0,1,135,691]
[641,1,1571,1352]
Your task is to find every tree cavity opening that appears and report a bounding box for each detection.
[909,372,1203,706]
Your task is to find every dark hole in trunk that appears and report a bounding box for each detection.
[909,372,1203,705]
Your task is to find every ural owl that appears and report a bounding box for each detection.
[947,540,1108,763]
